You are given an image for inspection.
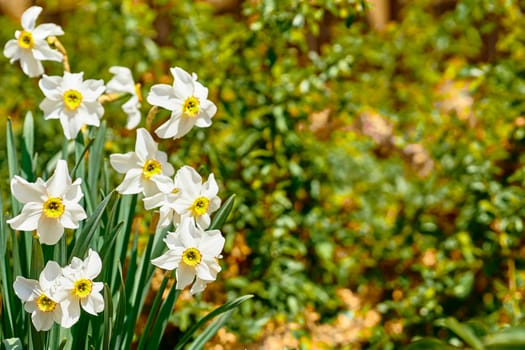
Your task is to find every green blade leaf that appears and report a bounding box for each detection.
[69,191,115,260]
[187,309,234,350]
[144,284,180,350]
[174,294,253,350]
[102,283,113,350]
[6,118,20,214]
[209,194,235,230]
[87,122,106,191]
[0,194,15,338]
[21,111,34,181]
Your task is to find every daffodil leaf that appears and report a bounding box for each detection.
[136,274,171,350]
[6,118,20,214]
[110,264,127,350]
[174,294,253,350]
[209,194,235,230]
[88,121,106,191]
[21,111,34,181]
[102,282,112,350]
[143,282,180,350]
[0,194,17,337]
[187,309,234,350]
[69,191,115,260]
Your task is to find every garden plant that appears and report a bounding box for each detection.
[0,3,251,349]
[3,0,525,349]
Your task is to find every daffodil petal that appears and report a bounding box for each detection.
[81,292,104,315]
[21,6,42,31]
[32,23,64,39]
[7,202,42,231]
[175,264,195,290]
[37,216,64,245]
[13,277,38,301]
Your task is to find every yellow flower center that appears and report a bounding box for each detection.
[135,83,143,102]
[191,197,209,217]
[143,159,162,179]
[18,31,34,49]
[36,293,57,313]
[182,247,202,267]
[172,188,180,194]
[43,197,65,219]
[72,278,93,299]
[63,90,83,111]
[183,96,200,117]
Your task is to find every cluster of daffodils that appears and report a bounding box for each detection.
[4,5,228,333]
[13,250,104,331]
[110,127,224,293]
[4,6,216,139]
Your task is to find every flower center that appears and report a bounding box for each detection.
[182,247,202,267]
[63,90,83,111]
[183,96,200,117]
[18,31,34,49]
[143,159,162,179]
[191,197,209,217]
[135,83,143,102]
[43,197,65,219]
[36,293,57,313]
[72,278,93,299]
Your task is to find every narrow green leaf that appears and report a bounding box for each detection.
[146,284,180,350]
[71,138,94,179]
[88,122,106,191]
[99,221,124,266]
[73,131,86,182]
[29,240,43,280]
[109,194,136,292]
[435,317,485,350]
[122,231,155,350]
[136,275,171,350]
[21,111,34,181]
[6,118,20,214]
[69,191,115,260]
[187,309,234,350]
[209,195,235,230]
[0,194,15,338]
[103,283,113,350]
[111,264,127,350]
[174,294,253,350]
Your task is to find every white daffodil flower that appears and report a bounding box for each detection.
[7,160,87,245]
[39,71,105,140]
[147,67,217,139]
[172,166,221,230]
[151,219,225,294]
[106,66,142,129]
[143,166,189,230]
[13,261,66,331]
[3,6,64,77]
[110,128,175,196]
[55,249,104,327]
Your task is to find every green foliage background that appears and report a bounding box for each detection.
[2,0,525,348]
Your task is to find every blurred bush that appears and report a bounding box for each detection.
[2,0,525,348]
